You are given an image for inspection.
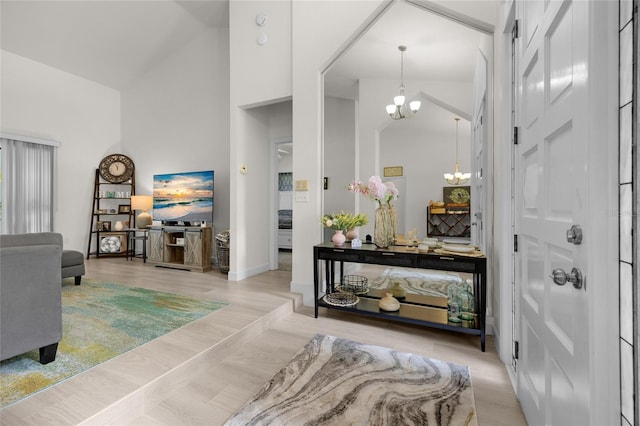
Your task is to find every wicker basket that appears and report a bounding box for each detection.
[336,275,369,295]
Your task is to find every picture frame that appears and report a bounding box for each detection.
[383,166,403,177]
[443,186,471,206]
[118,204,131,214]
[99,233,127,254]
[96,221,111,231]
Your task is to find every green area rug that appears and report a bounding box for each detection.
[0,279,227,408]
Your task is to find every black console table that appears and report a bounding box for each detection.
[313,242,487,351]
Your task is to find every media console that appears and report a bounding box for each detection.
[313,242,487,351]
[148,226,212,272]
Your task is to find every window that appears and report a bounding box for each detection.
[0,137,57,234]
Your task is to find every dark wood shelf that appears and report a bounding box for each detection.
[427,206,471,237]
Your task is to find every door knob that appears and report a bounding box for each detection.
[550,268,584,290]
[566,225,583,245]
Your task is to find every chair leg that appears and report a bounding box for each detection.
[74,275,82,285]
[39,343,58,364]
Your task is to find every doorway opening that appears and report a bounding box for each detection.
[274,141,292,271]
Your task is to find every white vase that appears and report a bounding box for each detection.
[114,220,124,231]
[379,293,400,312]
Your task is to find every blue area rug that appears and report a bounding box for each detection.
[0,279,227,408]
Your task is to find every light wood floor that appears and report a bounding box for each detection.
[0,257,527,425]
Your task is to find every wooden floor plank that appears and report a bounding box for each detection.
[0,257,526,425]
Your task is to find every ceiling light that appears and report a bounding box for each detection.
[386,45,421,120]
[444,118,471,185]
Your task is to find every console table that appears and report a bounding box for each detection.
[313,242,487,351]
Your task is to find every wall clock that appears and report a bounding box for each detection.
[99,154,134,183]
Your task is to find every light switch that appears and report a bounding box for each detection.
[295,192,309,202]
[295,179,309,191]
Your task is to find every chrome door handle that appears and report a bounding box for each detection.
[550,268,584,290]
[566,225,583,245]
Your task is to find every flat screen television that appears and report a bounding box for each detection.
[153,170,214,226]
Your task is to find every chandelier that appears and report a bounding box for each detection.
[444,118,471,185]
[386,45,421,120]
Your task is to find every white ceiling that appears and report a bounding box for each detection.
[0,0,229,90]
[1,1,495,93]
[325,1,494,100]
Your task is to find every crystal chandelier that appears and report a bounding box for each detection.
[444,118,471,185]
[386,45,421,120]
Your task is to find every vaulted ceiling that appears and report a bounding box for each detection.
[1,1,228,90]
[1,1,495,93]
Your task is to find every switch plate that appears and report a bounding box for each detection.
[295,179,309,191]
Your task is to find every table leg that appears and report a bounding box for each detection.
[314,251,319,318]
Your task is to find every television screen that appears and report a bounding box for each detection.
[153,170,214,225]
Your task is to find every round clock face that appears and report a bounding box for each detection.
[99,154,134,183]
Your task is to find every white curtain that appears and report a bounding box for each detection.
[1,138,55,234]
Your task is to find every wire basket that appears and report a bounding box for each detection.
[336,275,369,295]
[323,292,359,307]
[216,240,229,273]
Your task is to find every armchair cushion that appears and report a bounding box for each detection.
[0,233,63,363]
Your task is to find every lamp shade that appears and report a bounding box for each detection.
[130,195,153,228]
[131,195,153,211]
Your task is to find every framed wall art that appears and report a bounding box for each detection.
[383,166,403,177]
[96,221,111,231]
[443,186,471,206]
[99,233,126,254]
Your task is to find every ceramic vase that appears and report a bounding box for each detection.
[379,292,400,312]
[114,220,124,231]
[346,228,358,241]
[332,230,346,246]
[389,281,406,299]
[374,203,397,248]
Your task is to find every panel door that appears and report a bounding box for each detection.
[471,105,485,250]
[515,0,591,424]
[148,229,163,263]
[184,229,202,266]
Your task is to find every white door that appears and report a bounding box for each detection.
[471,106,485,250]
[515,1,591,424]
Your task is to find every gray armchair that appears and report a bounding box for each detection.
[0,232,63,364]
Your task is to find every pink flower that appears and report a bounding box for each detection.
[347,176,399,204]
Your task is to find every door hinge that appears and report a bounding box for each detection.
[514,234,518,252]
[512,20,519,39]
[515,341,519,359]
[513,126,519,145]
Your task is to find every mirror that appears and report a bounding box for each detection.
[323,2,491,244]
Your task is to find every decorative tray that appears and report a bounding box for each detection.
[323,292,360,307]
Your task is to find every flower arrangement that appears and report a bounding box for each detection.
[321,211,368,231]
[347,175,399,205]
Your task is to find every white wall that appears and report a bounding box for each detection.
[229,0,293,281]
[379,110,471,238]
[121,28,230,236]
[324,96,356,242]
[290,1,386,303]
[0,50,121,252]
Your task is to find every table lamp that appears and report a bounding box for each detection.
[131,195,153,228]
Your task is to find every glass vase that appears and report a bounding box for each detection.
[374,202,396,248]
